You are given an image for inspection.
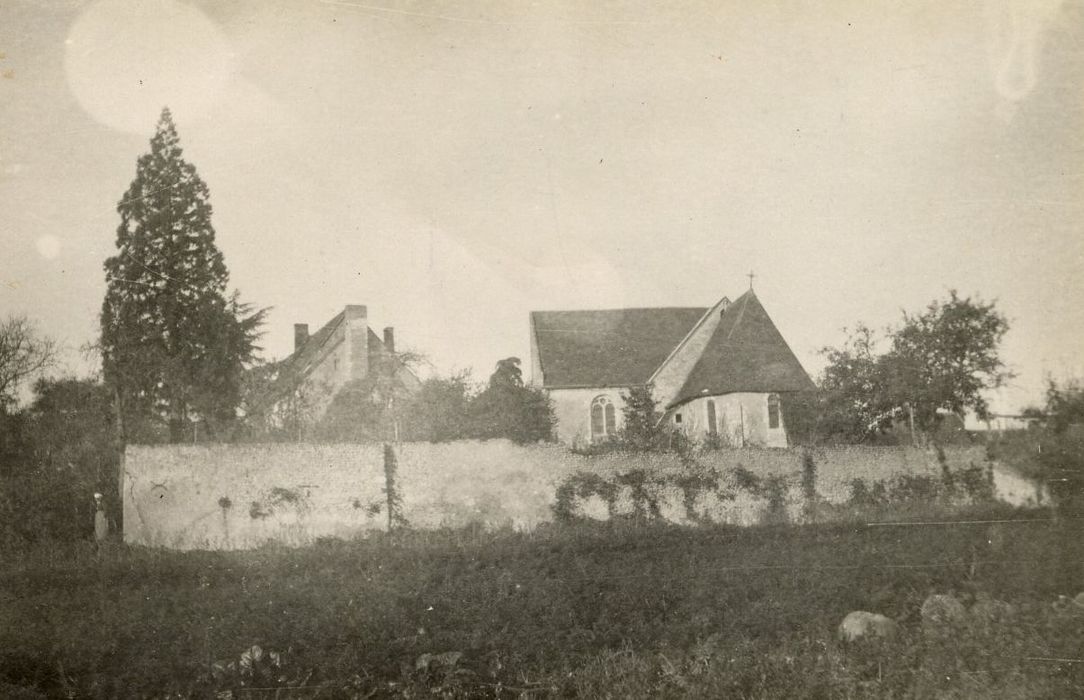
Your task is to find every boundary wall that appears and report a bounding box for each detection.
[123,441,1037,549]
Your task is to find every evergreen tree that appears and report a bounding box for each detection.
[618,384,669,451]
[471,357,555,444]
[101,108,265,443]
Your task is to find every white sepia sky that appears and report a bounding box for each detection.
[1,0,1082,412]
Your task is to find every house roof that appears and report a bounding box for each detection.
[531,307,707,388]
[247,311,411,413]
[284,311,346,377]
[669,290,815,407]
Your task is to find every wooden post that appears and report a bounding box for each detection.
[738,404,746,448]
[112,387,126,543]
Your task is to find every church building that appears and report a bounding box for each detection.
[529,289,814,447]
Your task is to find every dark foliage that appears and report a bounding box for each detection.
[1034,379,1084,514]
[0,378,118,547]
[399,372,474,442]
[383,443,407,530]
[812,292,1009,444]
[617,384,670,451]
[312,377,388,443]
[100,107,266,444]
[470,358,555,444]
[883,290,1010,430]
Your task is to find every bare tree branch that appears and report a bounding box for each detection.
[0,315,58,408]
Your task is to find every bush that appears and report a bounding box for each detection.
[0,378,120,551]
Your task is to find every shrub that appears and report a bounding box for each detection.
[554,472,618,521]
[731,465,761,492]
[889,474,939,503]
[760,475,790,525]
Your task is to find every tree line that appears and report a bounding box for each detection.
[3,108,1084,548]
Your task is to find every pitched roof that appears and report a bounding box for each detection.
[283,311,346,378]
[670,290,815,407]
[531,307,707,388]
[247,312,412,413]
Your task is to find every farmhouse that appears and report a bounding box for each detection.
[529,289,814,447]
[249,304,421,428]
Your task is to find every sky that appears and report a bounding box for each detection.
[1,0,1082,412]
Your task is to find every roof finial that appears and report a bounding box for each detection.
[747,270,755,290]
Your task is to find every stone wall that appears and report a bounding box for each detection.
[123,441,1038,550]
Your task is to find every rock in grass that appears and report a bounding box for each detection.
[838,611,900,643]
[415,651,463,672]
[1052,594,1084,615]
[921,594,967,627]
[970,592,1016,622]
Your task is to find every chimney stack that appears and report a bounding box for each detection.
[343,305,369,380]
[383,327,395,354]
[294,323,309,352]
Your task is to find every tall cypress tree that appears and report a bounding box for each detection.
[101,108,265,443]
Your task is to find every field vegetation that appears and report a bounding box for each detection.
[3,504,1082,698]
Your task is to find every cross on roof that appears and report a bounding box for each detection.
[747,271,755,289]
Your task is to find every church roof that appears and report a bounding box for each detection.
[531,307,707,388]
[669,290,815,407]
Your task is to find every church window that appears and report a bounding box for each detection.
[706,399,718,435]
[768,394,781,429]
[675,412,682,424]
[591,396,616,441]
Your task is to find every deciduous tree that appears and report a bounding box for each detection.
[882,290,1010,433]
[400,372,475,442]
[1035,379,1084,514]
[814,291,1010,443]
[0,315,56,411]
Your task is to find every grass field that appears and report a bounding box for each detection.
[2,504,1083,698]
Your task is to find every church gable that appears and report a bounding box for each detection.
[670,290,815,408]
[648,295,731,407]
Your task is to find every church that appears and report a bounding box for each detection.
[529,288,814,447]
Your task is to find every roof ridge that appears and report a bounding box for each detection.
[722,292,751,345]
[532,306,706,314]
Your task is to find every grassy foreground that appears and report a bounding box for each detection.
[2,506,1083,698]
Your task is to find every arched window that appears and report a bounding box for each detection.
[706,399,718,435]
[767,393,781,429]
[590,396,616,441]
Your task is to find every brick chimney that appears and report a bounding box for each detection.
[343,305,368,381]
[383,327,395,354]
[293,323,309,352]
